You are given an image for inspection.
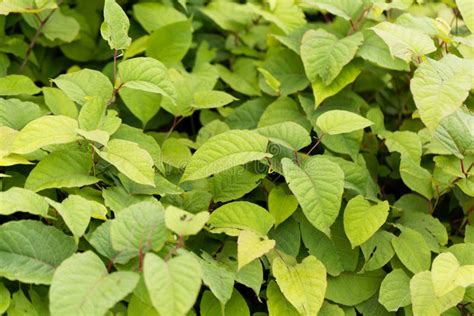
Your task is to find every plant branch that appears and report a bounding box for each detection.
[20,1,63,72]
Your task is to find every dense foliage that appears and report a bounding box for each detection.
[0,0,473,315]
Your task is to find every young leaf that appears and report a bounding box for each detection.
[181,130,271,182]
[300,29,363,85]
[144,252,201,316]
[50,251,139,316]
[164,206,209,236]
[343,195,389,248]
[95,139,155,186]
[272,256,327,316]
[431,252,461,297]
[378,269,411,311]
[11,115,79,154]
[25,150,99,192]
[282,156,344,237]
[268,185,299,226]
[237,230,275,270]
[100,0,131,50]
[208,201,275,236]
[316,110,373,135]
[0,75,40,96]
[192,90,236,109]
[0,220,76,284]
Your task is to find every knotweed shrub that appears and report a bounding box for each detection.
[0,0,473,315]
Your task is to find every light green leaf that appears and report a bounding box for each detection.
[0,74,40,96]
[456,0,474,33]
[200,289,250,316]
[0,187,48,216]
[118,57,176,101]
[301,29,363,85]
[434,108,474,159]
[25,150,99,192]
[210,166,265,203]
[0,98,41,130]
[200,1,255,32]
[7,290,37,316]
[77,96,108,131]
[361,231,395,271]
[319,302,345,316]
[0,0,57,14]
[23,8,80,42]
[343,196,389,248]
[53,69,113,105]
[0,282,10,314]
[266,280,299,316]
[47,195,107,240]
[208,201,275,236]
[89,221,135,265]
[312,60,362,107]
[258,96,311,130]
[326,270,385,306]
[11,115,78,154]
[95,139,155,186]
[192,90,236,109]
[216,63,261,97]
[50,251,139,316]
[378,269,411,311]
[119,88,161,126]
[272,256,326,316]
[282,156,344,237]
[133,2,186,33]
[382,131,422,163]
[392,227,431,273]
[100,0,131,50]
[181,130,271,182]
[165,206,209,236]
[455,265,474,287]
[144,252,201,316]
[268,185,299,226]
[146,20,192,66]
[256,122,311,150]
[199,255,235,304]
[316,110,373,135]
[110,201,167,258]
[77,129,110,146]
[399,156,433,199]
[42,87,78,118]
[370,22,436,62]
[0,220,76,284]
[300,0,363,20]
[237,230,275,270]
[432,252,460,297]
[410,55,472,130]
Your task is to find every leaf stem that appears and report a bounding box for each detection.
[20,1,63,72]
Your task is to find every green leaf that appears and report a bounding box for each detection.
[50,251,139,316]
[256,122,311,150]
[343,195,389,248]
[434,108,474,159]
[237,230,275,270]
[181,130,271,182]
[382,131,422,163]
[200,289,250,316]
[100,0,131,50]
[25,150,99,192]
[0,220,76,284]
[0,75,40,96]
[110,201,167,258]
[378,269,411,311]
[392,227,431,273]
[282,156,344,237]
[0,187,48,216]
[266,280,299,316]
[410,55,472,130]
[200,1,255,32]
[199,255,235,304]
[77,96,108,131]
[456,0,474,33]
[42,87,78,119]
[272,256,327,316]
[208,201,275,236]
[319,302,345,316]
[0,98,41,130]
[117,57,176,101]
[192,90,236,109]
[312,60,362,107]
[300,29,363,85]
[268,185,299,226]
[258,97,311,130]
[300,0,363,20]
[144,252,202,316]
[399,156,433,199]
[0,282,10,314]
[316,110,373,135]
[164,206,209,236]
[7,290,37,316]
[53,69,113,105]
[11,115,78,154]
[119,88,162,126]
[216,62,261,97]
[23,8,80,42]
[95,139,155,186]
[146,20,192,66]
[326,270,385,306]
[47,195,107,240]
[370,22,436,62]
[431,252,460,297]
[361,231,395,271]
[133,2,186,33]
[210,166,265,203]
